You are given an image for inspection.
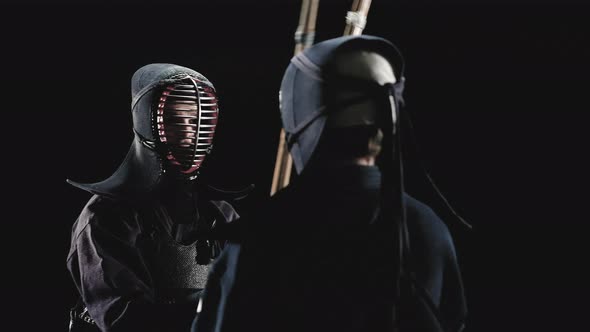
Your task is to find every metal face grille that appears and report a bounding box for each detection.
[155,77,218,174]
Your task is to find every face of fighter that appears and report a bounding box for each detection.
[154,77,219,179]
[326,51,397,129]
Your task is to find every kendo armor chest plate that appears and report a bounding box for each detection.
[150,230,211,301]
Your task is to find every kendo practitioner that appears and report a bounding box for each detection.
[192,35,467,332]
[66,64,248,332]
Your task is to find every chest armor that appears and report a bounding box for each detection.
[139,200,228,303]
[147,228,212,304]
[152,232,210,286]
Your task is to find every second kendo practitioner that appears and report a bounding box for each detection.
[193,36,468,332]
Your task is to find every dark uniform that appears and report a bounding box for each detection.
[67,193,238,332]
[193,166,466,332]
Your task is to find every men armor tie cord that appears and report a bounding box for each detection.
[66,64,250,332]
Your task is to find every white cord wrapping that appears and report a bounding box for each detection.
[346,11,367,30]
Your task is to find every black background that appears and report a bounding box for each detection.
[2,1,588,331]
